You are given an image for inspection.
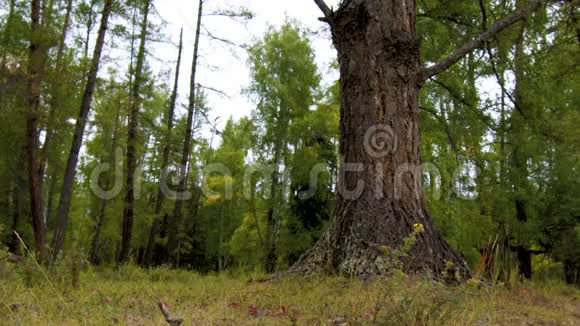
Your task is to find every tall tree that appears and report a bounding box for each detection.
[289,0,550,278]
[50,0,114,261]
[166,0,203,261]
[247,23,320,272]
[119,0,151,264]
[37,0,74,193]
[24,0,46,258]
[510,0,533,279]
[89,82,123,264]
[144,28,184,266]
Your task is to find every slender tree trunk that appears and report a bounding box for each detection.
[511,3,532,280]
[25,0,46,259]
[9,161,26,253]
[119,0,151,264]
[38,0,73,190]
[0,0,16,66]
[144,217,160,266]
[291,0,470,279]
[37,0,72,231]
[127,7,138,92]
[217,204,224,271]
[167,0,203,261]
[84,0,97,60]
[44,171,56,224]
[564,260,580,285]
[156,28,183,215]
[145,30,184,265]
[264,98,290,272]
[499,91,507,192]
[570,1,580,46]
[50,0,113,261]
[90,96,121,264]
[265,139,283,273]
[40,0,54,31]
[250,179,263,248]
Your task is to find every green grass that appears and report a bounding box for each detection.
[1,264,579,325]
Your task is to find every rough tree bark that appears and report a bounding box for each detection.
[144,28,184,266]
[289,0,548,279]
[51,0,113,261]
[166,0,203,261]
[119,0,151,264]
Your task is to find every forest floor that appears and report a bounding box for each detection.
[0,265,579,325]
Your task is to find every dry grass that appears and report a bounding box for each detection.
[0,265,579,325]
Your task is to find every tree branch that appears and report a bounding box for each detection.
[419,105,461,160]
[420,0,550,81]
[431,78,498,131]
[313,0,333,20]
[417,13,474,27]
[197,83,230,98]
[158,302,183,326]
[202,26,247,49]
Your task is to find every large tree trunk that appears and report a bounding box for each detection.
[167,0,203,261]
[50,0,113,261]
[291,0,470,279]
[25,0,46,259]
[119,0,151,264]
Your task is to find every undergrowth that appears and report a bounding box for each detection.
[0,260,579,325]
[1,228,579,325]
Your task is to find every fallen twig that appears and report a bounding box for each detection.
[158,302,183,326]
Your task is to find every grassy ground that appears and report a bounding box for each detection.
[0,265,579,325]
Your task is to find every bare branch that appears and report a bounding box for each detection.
[158,302,183,326]
[197,83,230,98]
[313,0,333,20]
[202,26,247,50]
[204,8,254,20]
[420,0,550,81]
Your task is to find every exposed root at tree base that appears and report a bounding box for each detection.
[281,226,472,284]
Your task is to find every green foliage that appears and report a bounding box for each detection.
[0,0,577,287]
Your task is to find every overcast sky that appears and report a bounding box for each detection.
[99,0,501,145]
[143,0,341,140]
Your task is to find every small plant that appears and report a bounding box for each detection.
[379,223,425,273]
